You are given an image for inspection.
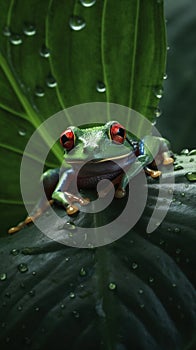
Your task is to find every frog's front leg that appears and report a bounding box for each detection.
[115,154,161,198]
[52,169,90,215]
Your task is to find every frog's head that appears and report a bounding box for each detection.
[60,121,133,164]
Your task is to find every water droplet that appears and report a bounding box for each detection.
[39,44,50,58]
[140,304,145,309]
[186,172,196,182]
[180,148,189,155]
[149,277,154,283]
[189,158,194,162]
[69,16,86,31]
[18,263,28,273]
[172,283,177,288]
[35,306,40,312]
[29,290,35,297]
[176,248,181,255]
[138,289,144,294]
[60,303,65,309]
[174,164,183,171]
[154,107,162,118]
[17,305,23,311]
[5,292,11,298]
[23,23,36,36]
[32,271,36,276]
[65,222,76,230]
[65,257,70,262]
[181,192,185,197]
[72,310,80,318]
[189,149,196,156]
[80,0,96,7]
[108,282,116,290]
[79,267,87,276]
[35,86,45,97]
[3,26,11,36]
[69,292,75,299]
[0,273,7,281]
[154,86,163,99]
[174,227,180,233]
[167,45,170,51]
[163,73,168,80]
[46,75,57,88]
[131,262,138,270]
[10,248,19,256]
[96,81,106,93]
[10,34,22,45]
[18,129,26,136]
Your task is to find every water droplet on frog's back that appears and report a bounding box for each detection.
[80,0,96,7]
[18,129,26,136]
[69,16,86,31]
[18,263,28,273]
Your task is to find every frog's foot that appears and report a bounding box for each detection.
[162,152,174,165]
[115,187,126,199]
[8,200,54,234]
[66,204,80,216]
[145,167,162,178]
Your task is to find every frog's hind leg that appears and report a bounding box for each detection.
[8,168,60,234]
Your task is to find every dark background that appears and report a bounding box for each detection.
[158,0,196,152]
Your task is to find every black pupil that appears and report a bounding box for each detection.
[117,127,125,138]
[61,134,69,145]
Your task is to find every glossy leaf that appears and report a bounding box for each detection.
[0,155,195,350]
[0,0,166,233]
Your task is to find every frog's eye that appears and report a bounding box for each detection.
[110,123,126,144]
[60,129,75,151]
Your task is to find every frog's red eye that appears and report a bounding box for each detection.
[60,129,75,151]
[110,123,126,144]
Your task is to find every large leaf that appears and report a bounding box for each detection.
[0,0,166,234]
[0,154,195,350]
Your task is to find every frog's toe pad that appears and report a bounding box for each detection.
[66,204,79,215]
[115,188,126,199]
[163,157,174,165]
[150,170,162,178]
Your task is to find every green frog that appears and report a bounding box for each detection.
[8,121,173,234]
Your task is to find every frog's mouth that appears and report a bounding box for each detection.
[67,152,133,165]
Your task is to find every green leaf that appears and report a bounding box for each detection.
[0,155,195,349]
[0,0,166,233]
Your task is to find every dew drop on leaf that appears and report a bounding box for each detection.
[0,273,7,281]
[46,75,57,88]
[108,282,117,290]
[149,277,154,283]
[69,292,75,299]
[35,306,40,312]
[189,149,196,156]
[18,263,28,273]
[96,81,106,93]
[79,267,87,276]
[72,310,80,318]
[23,23,36,36]
[131,262,138,270]
[138,289,144,294]
[10,248,19,256]
[60,303,65,309]
[140,304,145,309]
[35,86,45,97]
[18,129,26,136]
[65,257,70,262]
[186,172,196,182]
[2,26,11,36]
[17,305,23,311]
[163,73,168,80]
[69,16,86,31]
[154,86,163,99]
[80,0,96,7]
[28,290,35,297]
[154,107,162,118]
[174,227,180,233]
[39,45,50,58]
[180,148,189,155]
[10,34,22,45]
